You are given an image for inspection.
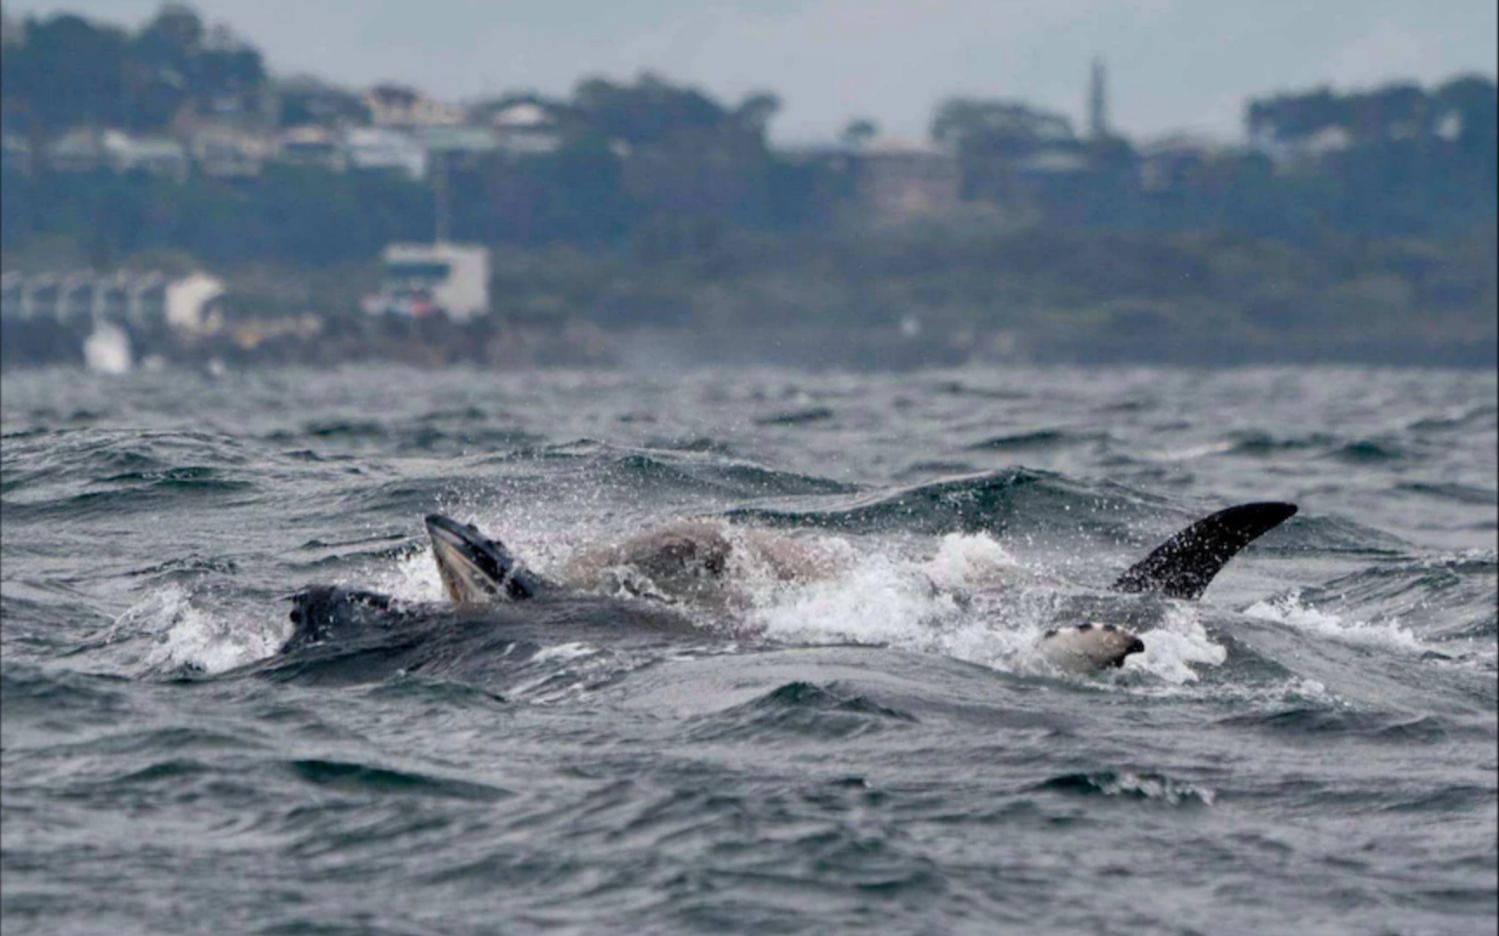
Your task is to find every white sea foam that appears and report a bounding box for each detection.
[1243,592,1425,652]
[738,530,1215,680]
[1127,604,1227,684]
[1144,440,1235,462]
[110,585,284,674]
[745,532,1006,647]
[364,545,447,604]
[532,641,598,663]
[1091,771,1217,806]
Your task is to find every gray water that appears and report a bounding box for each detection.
[2,365,1495,935]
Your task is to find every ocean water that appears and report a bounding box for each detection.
[1,365,1494,935]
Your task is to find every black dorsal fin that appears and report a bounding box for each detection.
[1111,502,1297,600]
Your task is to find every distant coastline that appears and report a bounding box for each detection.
[2,5,1494,369]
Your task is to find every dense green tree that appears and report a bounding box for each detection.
[2,14,130,131]
[1,4,266,135]
[840,118,878,148]
[930,98,1076,201]
[276,76,369,127]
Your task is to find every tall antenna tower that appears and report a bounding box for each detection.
[1088,57,1109,140]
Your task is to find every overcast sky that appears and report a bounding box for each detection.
[11,0,1498,142]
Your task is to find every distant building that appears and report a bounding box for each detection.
[856,141,961,216]
[189,124,272,178]
[1139,134,1226,193]
[1249,123,1352,173]
[778,141,857,171]
[40,129,191,179]
[102,131,189,180]
[364,243,490,322]
[161,272,229,334]
[486,102,563,156]
[344,126,427,179]
[1435,111,1464,142]
[0,269,226,335]
[364,84,463,129]
[410,124,502,167]
[1012,145,1091,191]
[1,130,32,174]
[44,128,107,173]
[277,125,347,170]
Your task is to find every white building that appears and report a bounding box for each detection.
[163,272,228,334]
[488,102,562,156]
[189,124,272,179]
[344,126,427,180]
[0,269,226,335]
[364,84,463,129]
[102,131,189,180]
[365,243,490,322]
[1249,124,1352,173]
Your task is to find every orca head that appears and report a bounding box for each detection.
[1037,622,1146,674]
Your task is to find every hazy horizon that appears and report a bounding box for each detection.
[8,0,1497,144]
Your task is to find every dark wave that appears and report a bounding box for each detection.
[1214,707,1473,743]
[2,366,1494,936]
[500,439,858,499]
[287,758,513,801]
[966,428,1106,451]
[1035,771,1215,806]
[1226,430,1337,455]
[754,406,835,426]
[1395,481,1498,505]
[686,681,917,741]
[1330,438,1410,464]
[724,467,1163,536]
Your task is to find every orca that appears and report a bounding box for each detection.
[1035,501,1297,672]
[283,503,1297,675]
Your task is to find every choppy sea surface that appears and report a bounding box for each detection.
[1,365,1495,935]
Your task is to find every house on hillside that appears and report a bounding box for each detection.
[778,141,858,173]
[189,124,272,178]
[345,126,427,179]
[1139,135,1227,194]
[410,125,502,169]
[856,141,961,216]
[365,84,463,129]
[44,128,107,173]
[102,131,189,180]
[1,131,32,174]
[277,125,348,170]
[1005,146,1094,206]
[486,102,563,156]
[1249,124,1351,173]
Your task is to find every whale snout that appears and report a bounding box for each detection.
[425,513,541,604]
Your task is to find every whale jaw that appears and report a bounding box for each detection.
[424,514,540,604]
